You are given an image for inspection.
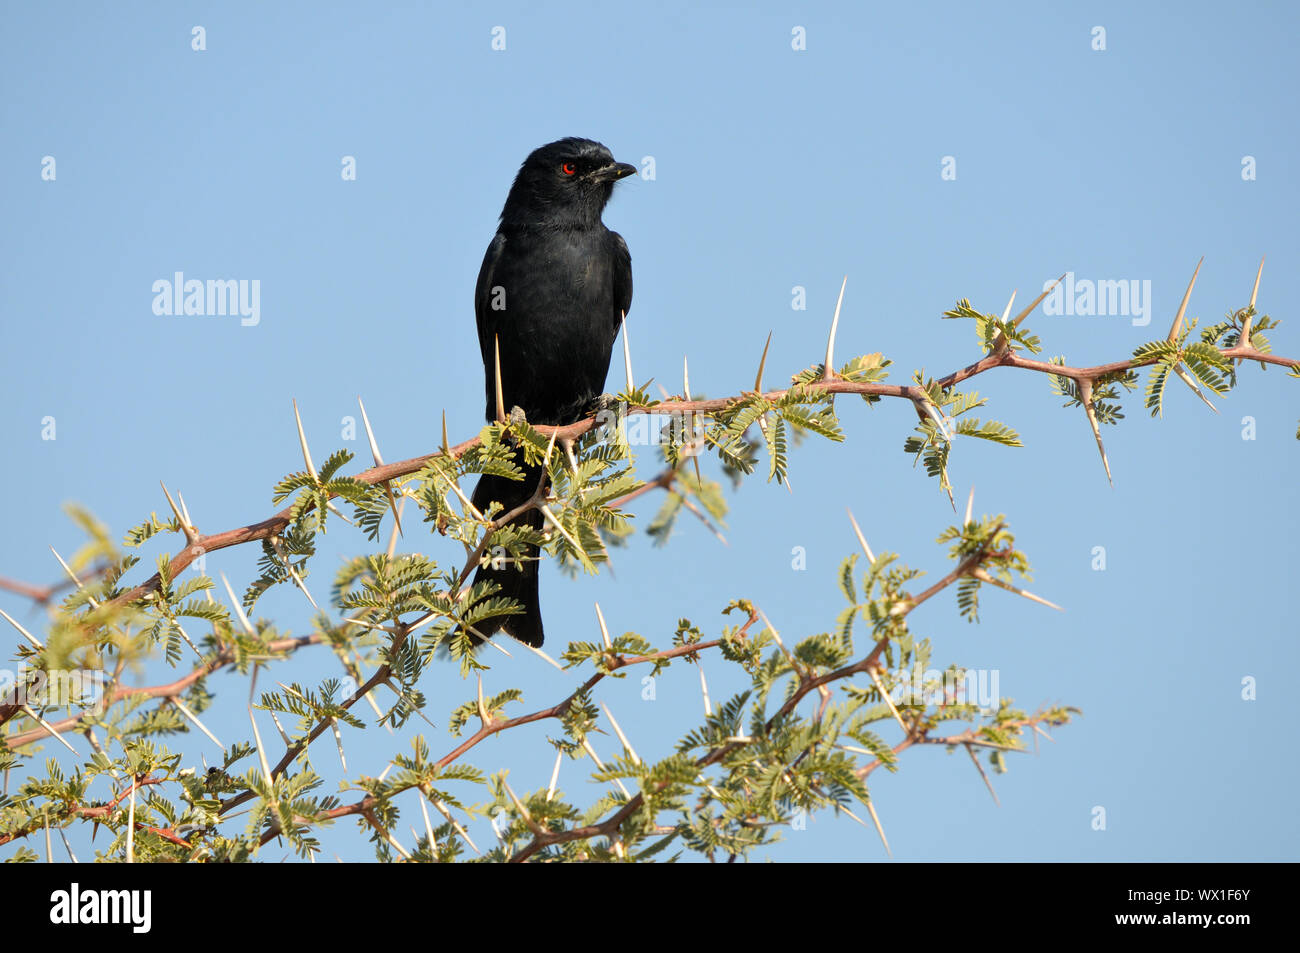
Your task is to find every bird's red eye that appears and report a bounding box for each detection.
[561,162,576,176]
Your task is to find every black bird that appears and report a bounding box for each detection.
[467,137,636,648]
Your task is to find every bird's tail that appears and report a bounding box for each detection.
[464,462,546,648]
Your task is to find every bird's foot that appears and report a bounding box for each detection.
[586,392,623,417]
[507,405,529,428]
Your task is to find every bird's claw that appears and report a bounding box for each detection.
[587,392,623,416]
[508,405,529,428]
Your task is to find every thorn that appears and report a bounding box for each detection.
[699,664,713,718]
[754,331,773,393]
[126,781,136,863]
[969,567,1064,611]
[357,396,384,467]
[682,355,692,400]
[331,719,347,773]
[542,426,559,471]
[220,573,257,636]
[375,819,411,860]
[476,674,491,727]
[1076,380,1113,488]
[621,312,634,393]
[539,504,583,555]
[1249,255,1264,312]
[677,493,728,546]
[172,697,223,749]
[600,702,641,763]
[21,705,79,755]
[502,780,545,836]
[547,749,563,801]
[1173,364,1220,414]
[494,335,506,425]
[963,486,975,527]
[1001,289,1017,323]
[993,276,1064,352]
[864,799,892,858]
[594,603,612,650]
[1015,276,1065,329]
[426,790,480,855]
[867,667,911,740]
[160,481,197,544]
[173,621,206,662]
[1033,723,1056,744]
[581,736,631,799]
[50,547,97,608]
[417,789,437,851]
[756,608,796,670]
[248,707,274,785]
[1167,257,1204,341]
[58,825,80,863]
[358,397,403,536]
[914,397,951,441]
[845,509,876,564]
[966,743,1000,806]
[0,607,44,649]
[268,709,292,747]
[823,276,847,381]
[1239,256,1264,360]
[44,815,52,863]
[292,399,320,481]
[522,642,566,672]
[270,536,320,611]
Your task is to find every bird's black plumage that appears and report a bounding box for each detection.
[468,137,635,648]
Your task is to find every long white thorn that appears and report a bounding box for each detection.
[417,789,437,853]
[160,481,197,543]
[358,396,403,536]
[248,707,274,785]
[868,667,911,740]
[172,697,223,749]
[823,276,848,381]
[292,399,319,481]
[1167,257,1204,341]
[600,703,641,764]
[220,573,256,636]
[21,705,79,755]
[754,331,773,393]
[581,737,631,800]
[864,798,892,858]
[331,719,347,773]
[970,567,1064,611]
[594,602,612,650]
[0,607,43,649]
[50,547,96,608]
[508,643,558,675]
[547,749,563,801]
[126,781,136,863]
[621,313,634,392]
[1173,364,1220,414]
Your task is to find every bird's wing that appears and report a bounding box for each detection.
[611,230,633,328]
[475,231,508,364]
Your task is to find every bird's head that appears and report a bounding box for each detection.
[500,137,636,227]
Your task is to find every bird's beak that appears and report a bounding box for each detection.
[594,161,637,182]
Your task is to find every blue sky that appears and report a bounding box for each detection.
[2,1,1297,862]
